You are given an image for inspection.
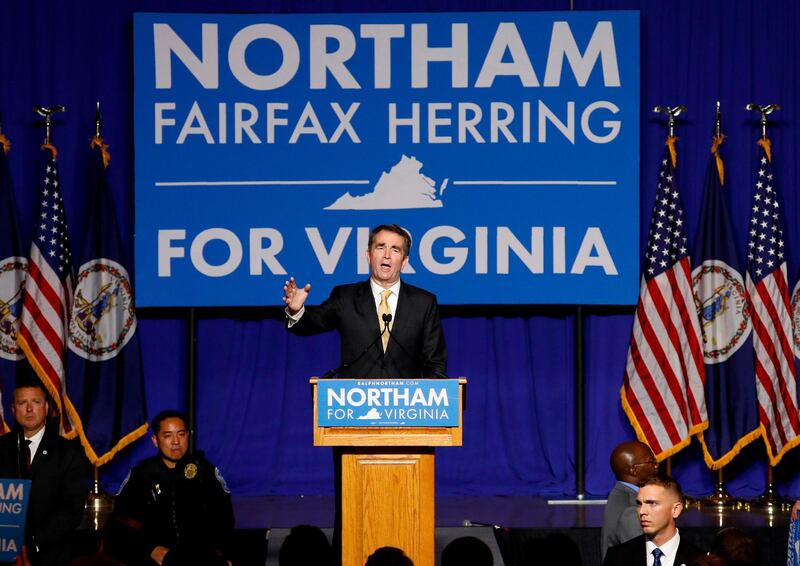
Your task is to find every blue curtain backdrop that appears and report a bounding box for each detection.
[2,0,800,499]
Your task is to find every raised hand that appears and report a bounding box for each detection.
[283,276,311,315]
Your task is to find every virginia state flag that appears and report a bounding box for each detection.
[0,132,26,433]
[692,134,760,469]
[66,138,148,465]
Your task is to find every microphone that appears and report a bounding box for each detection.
[321,316,391,378]
[382,313,414,363]
[16,431,21,478]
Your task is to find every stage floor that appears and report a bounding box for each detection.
[232,494,793,530]
[229,496,791,566]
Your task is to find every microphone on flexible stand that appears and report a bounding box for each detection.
[382,313,409,359]
[16,430,21,478]
[321,316,392,378]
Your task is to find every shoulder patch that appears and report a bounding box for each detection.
[116,470,132,496]
[214,467,230,494]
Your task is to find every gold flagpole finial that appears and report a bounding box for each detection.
[745,103,780,140]
[33,105,66,146]
[653,105,688,138]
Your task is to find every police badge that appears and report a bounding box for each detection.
[184,462,198,479]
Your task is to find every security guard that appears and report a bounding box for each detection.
[112,410,234,566]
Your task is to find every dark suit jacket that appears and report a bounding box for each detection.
[289,280,447,378]
[603,534,704,566]
[601,482,641,558]
[0,426,88,566]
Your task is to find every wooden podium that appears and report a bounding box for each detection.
[311,378,465,566]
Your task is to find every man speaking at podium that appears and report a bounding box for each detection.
[283,223,447,379]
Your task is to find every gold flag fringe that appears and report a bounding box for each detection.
[0,133,10,154]
[41,143,57,160]
[666,136,678,168]
[757,137,772,163]
[90,136,110,168]
[711,134,725,186]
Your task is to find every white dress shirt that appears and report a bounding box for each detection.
[370,279,401,320]
[27,425,46,462]
[645,529,682,566]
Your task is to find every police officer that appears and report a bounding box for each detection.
[112,410,234,566]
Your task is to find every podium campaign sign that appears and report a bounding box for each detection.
[0,479,31,560]
[317,379,460,427]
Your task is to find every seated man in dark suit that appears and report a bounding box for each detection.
[601,440,658,559]
[603,473,703,566]
[0,377,88,566]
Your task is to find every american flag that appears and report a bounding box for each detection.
[17,149,75,435]
[745,138,800,465]
[622,139,707,460]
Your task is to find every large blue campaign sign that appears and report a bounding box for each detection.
[133,11,640,306]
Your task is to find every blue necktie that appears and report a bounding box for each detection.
[652,548,664,566]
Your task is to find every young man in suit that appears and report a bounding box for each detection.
[601,440,658,559]
[283,223,447,379]
[0,378,88,566]
[603,473,703,566]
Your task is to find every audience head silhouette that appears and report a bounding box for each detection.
[709,527,758,566]
[278,524,333,566]
[365,546,414,566]
[442,536,493,566]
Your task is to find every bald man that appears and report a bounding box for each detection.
[600,440,658,559]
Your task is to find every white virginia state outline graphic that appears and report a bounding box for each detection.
[358,408,382,420]
[325,155,447,210]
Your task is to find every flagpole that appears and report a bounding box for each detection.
[33,105,65,147]
[744,102,793,515]
[699,103,735,512]
[652,104,688,483]
[575,304,585,500]
[80,103,115,531]
[188,307,197,452]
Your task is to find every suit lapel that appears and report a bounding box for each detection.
[355,280,380,333]
[392,284,411,343]
[674,540,693,566]
[30,430,53,477]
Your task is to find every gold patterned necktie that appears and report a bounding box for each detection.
[378,289,392,352]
